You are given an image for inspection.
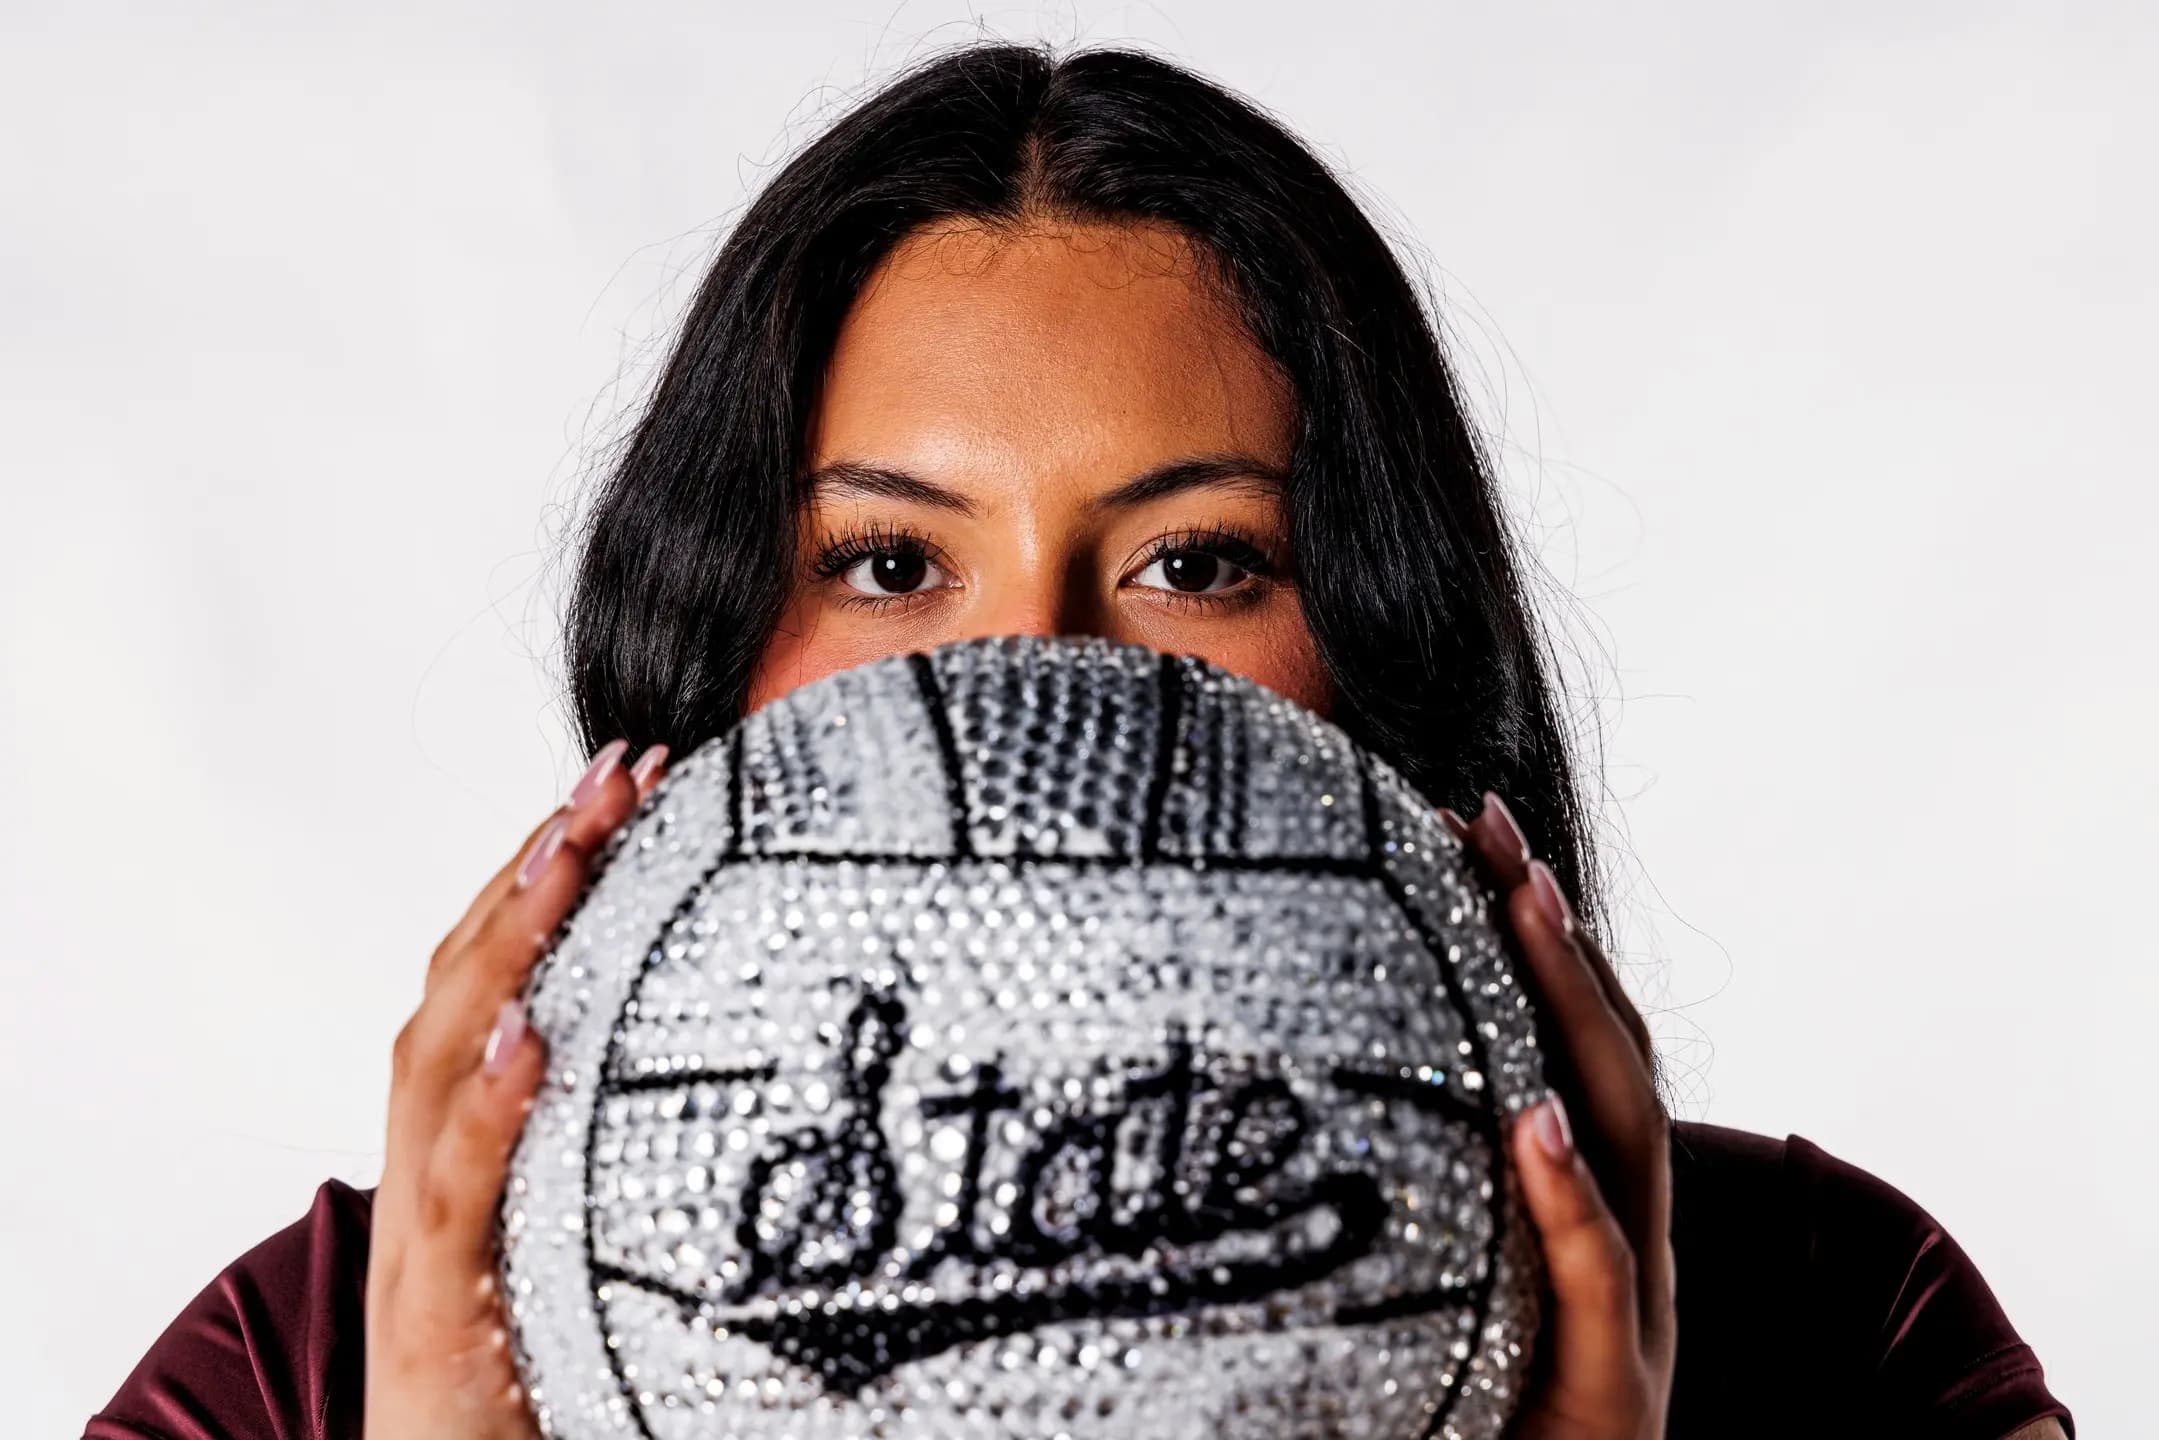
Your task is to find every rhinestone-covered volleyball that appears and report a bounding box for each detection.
[497,634,1550,1440]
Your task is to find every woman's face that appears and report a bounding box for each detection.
[743,218,1333,718]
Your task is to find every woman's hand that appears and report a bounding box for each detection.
[1440,794,1676,1440]
[361,738,671,1440]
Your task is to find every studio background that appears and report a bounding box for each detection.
[3,2,2147,1433]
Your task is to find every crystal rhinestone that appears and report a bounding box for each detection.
[500,635,1548,1439]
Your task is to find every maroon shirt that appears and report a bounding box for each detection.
[84,1120,2073,1439]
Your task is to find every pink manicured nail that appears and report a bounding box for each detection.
[1482,790,1531,864]
[1437,807,1470,840]
[483,999,526,1075]
[1531,1094,1574,1160]
[569,738,630,809]
[515,815,568,891]
[628,743,670,790]
[1527,858,1577,938]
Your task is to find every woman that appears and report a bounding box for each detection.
[85,41,2072,1440]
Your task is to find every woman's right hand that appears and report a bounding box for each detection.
[361,738,670,1440]
[1439,794,1677,1440]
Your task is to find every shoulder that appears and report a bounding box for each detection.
[1668,1120,1946,1279]
[84,1179,378,1440]
[1665,1121,2074,1440]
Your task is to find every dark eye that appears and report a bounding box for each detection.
[841,550,946,596]
[1133,549,1248,595]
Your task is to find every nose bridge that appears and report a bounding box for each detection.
[963,540,1106,641]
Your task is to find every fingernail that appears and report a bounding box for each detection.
[1527,858,1578,938]
[1482,790,1531,864]
[1437,806,1470,840]
[483,999,526,1075]
[628,743,670,790]
[568,738,630,810]
[1531,1093,1574,1160]
[515,815,568,891]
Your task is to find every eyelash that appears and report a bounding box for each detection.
[1132,525,1279,611]
[808,521,1281,612]
[809,520,940,581]
[810,521,951,613]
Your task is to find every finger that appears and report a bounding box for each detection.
[1637,1144,1678,1366]
[379,1008,546,1416]
[426,739,641,990]
[1512,1095,1650,1421]
[1509,874,1658,1169]
[1528,865,1654,1066]
[418,999,547,1279]
[1508,876,1661,1273]
[1510,871,1674,1336]
[1451,793,1658,1154]
[390,747,645,1160]
[427,808,568,988]
[1576,932,1653,1067]
[1459,792,1654,1070]
[453,749,646,993]
[628,742,671,801]
[1465,791,1533,890]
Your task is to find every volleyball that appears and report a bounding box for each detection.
[497,634,1549,1440]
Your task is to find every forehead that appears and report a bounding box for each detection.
[808,218,1293,482]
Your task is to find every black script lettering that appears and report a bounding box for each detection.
[1008,1105,1117,1262]
[1109,1031,1202,1246]
[726,990,904,1302]
[656,989,1479,1393]
[901,1059,1021,1276]
[1199,1074,1308,1222]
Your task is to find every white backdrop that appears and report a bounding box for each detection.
[4,2,2148,1433]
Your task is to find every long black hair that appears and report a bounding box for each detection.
[560,40,1609,938]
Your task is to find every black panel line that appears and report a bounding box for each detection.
[579,724,750,1440]
[569,712,1511,1436]
[600,1063,778,1095]
[614,847,1376,880]
[906,652,973,860]
[1139,651,1185,861]
[1355,751,1506,1440]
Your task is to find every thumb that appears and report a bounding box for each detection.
[1511,1094,1652,1431]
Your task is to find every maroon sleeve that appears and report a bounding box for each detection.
[83,1180,376,1440]
[1667,1121,2074,1438]
[1784,1134,2075,1438]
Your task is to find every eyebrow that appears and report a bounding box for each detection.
[804,454,1288,517]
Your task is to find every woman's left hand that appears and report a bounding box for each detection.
[1438,794,1676,1440]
